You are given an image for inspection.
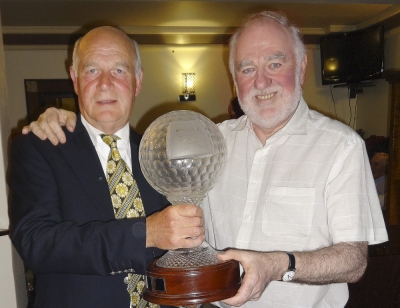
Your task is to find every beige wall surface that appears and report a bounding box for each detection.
[303,47,389,138]
[5,37,394,138]
[132,45,233,133]
[5,49,71,135]
[5,26,399,143]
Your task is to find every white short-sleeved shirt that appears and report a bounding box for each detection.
[201,97,388,308]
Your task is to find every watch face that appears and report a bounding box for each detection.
[282,270,295,282]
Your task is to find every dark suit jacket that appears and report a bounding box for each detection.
[8,116,169,308]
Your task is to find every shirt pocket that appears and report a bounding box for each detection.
[262,186,316,238]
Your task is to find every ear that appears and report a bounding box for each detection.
[134,68,144,97]
[70,66,79,94]
[299,54,308,85]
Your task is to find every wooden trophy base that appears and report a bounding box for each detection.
[143,258,241,306]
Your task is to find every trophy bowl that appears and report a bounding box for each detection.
[139,110,241,306]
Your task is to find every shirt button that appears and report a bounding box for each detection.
[245,215,250,221]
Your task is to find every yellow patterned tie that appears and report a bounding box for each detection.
[101,134,159,308]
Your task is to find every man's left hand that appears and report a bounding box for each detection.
[217,249,286,307]
[22,107,76,145]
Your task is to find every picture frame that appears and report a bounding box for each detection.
[24,79,78,122]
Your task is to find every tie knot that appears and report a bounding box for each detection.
[101,134,120,148]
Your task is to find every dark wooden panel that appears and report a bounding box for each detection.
[385,70,400,226]
[348,70,400,308]
[346,255,400,308]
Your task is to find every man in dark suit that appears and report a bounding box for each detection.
[8,26,204,308]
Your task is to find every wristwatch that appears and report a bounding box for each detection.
[282,252,296,282]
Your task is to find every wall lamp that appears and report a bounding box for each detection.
[179,73,196,102]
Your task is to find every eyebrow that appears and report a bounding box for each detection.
[81,61,130,70]
[82,61,96,69]
[115,62,130,69]
[266,52,287,61]
[236,52,287,70]
[236,60,253,70]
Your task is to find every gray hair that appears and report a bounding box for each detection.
[71,32,142,79]
[229,11,306,82]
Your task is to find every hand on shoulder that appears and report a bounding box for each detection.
[22,108,77,145]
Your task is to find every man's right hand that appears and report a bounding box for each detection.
[146,204,205,250]
[22,108,77,145]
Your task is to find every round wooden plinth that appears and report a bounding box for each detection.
[143,259,241,306]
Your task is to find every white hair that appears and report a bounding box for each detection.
[229,11,306,86]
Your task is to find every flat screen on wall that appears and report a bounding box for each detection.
[320,25,384,86]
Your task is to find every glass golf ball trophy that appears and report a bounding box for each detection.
[139,110,241,306]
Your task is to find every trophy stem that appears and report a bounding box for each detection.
[167,195,206,207]
[156,241,219,268]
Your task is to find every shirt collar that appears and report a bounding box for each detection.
[281,96,308,135]
[80,114,130,149]
[231,96,308,136]
[232,115,248,131]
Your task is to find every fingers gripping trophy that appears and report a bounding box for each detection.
[139,111,241,307]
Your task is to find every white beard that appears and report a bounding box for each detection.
[238,77,302,130]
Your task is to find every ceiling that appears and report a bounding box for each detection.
[1,0,400,45]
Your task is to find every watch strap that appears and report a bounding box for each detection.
[287,252,296,271]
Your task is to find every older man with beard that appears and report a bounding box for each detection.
[205,11,387,308]
[24,11,387,308]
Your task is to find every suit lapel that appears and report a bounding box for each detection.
[58,117,114,220]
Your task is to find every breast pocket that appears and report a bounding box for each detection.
[262,186,316,238]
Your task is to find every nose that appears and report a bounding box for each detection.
[254,69,272,90]
[98,72,113,91]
